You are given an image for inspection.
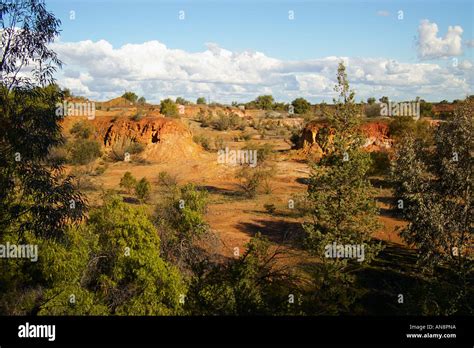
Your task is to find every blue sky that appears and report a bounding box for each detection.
[45,0,474,102]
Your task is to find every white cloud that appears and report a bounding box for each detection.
[417,20,463,59]
[51,39,472,103]
[458,59,473,70]
[376,10,390,17]
[465,39,474,48]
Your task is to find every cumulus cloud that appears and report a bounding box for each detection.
[417,20,463,59]
[51,39,472,103]
[465,39,474,48]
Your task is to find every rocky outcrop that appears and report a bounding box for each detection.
[360,122,392,150]
[297,121,393,154]
[91,117,192,147]
[65,116,202,162]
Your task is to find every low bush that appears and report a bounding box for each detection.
[193,135,212,151]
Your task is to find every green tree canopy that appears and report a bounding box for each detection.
[176,97,190,105]
[291,97,311,114]
[160,98,178,117]
[303,62,382,314]
[39,195,187,315]
[254,95,275,110]
[135,177,151,201]
[391,98,473,314]
[122,91,138,103]
[120,171,137,194]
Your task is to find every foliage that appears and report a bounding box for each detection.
[193,135,212,151]
[69,139,102,165]
[70,121,94,139]
[38,195,186,315]
[242,142,274,164]
[154,183,210,270]
[364,103,381,118]
[236,164,275,198]
[291,97,311,114]
[0,0,62,89]
[196,97,207,105]
[135,177,151,201]
[388,116,433,145]
[186,233,298,315]
[0,1,87,314]
[122,92,138,103]
[197,109,213,127]
[419,99,433,117]
[157,171,178,189]
[120,172,137,194]
[109,138,145,162]
[0,85,86,241]
[213,112,245,131]
[391,98,473,314]
[302,62,382,314]
[367,97,376,105]
[176,97,190,105]
[160,98,178,117]
[254,95,275,110]
[368,151,391,176]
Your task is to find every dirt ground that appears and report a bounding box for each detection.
[70,114,407,258]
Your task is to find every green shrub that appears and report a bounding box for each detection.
[389,116,433,144]
[94,164,108,176]
[160,98,178,117]
[213,112,245,131]
[368,151,390,176]
[69,139,102,165]
[236,165,275,198]
[213,112,231,131]
[242,143,274,164]
[46,145,68,166]
[198,109,213,127]
[157,171,178,189]
[254,95,274,110]
[122,91,138,103]
[135,177,151,201]
[176,97,190,105]
[193,135,212,151]
[291,97,311,114]
[364,104,381,117]
[70,121,94,139]
[120,171,137,194]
